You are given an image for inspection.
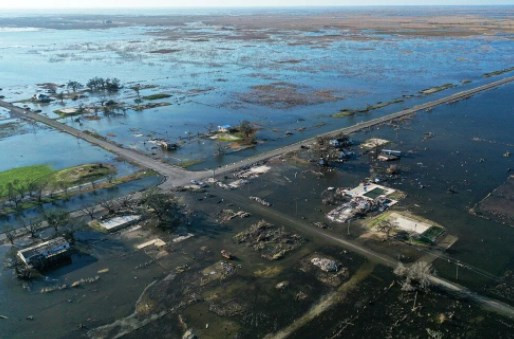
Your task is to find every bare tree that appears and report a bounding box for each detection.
[26,179,39,198]
[378,221,394,241]
[119,195,134,209]
[5,180,26,208]
[4,227,16,245]
[239,120,256,145]
[100,200,117,214]
[82,205,97,220]
[107,174,115,184]
[394,262,432,292]
[56,92,65,104]
[67,81,83,93]
[22,218,41,238]
[58,182,70,200]
[44,210,70,234]
[215,142,226,158]
[33,179,48,203]
[142,190,185,231]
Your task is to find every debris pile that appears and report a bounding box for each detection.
[249,196,271,207]
[235,164,271,179]
[218,209,251,223]
[234,220,302,260]
[311,257,341,272]
[201,261,237,286]
[208,300,246,317]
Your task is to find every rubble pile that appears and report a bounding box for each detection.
[218,209,251,223]
[201,260,237,286]
[249,196,271,207]
[208,300,247,317]
[234,220,302,260]
[311,257,341,272]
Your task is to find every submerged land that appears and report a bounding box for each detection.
[0,6,513,339]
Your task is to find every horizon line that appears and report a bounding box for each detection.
[1,4,514,10]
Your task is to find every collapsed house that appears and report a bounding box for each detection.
[377,149,402,162]
[148,139,178,151]
[17,237,71,271]
[327,183,400,223]
[327,197,374,223]
[32,93,52,103]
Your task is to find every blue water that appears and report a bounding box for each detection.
[0,6,512,171]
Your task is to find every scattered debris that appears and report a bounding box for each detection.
[249,196,271,207]
[148,139,179,151]
[208,300,246,317]
[311,257,341,272]
[172,233,194,243]
[41,275,100,293]
[136,238,166,249]
[295,291,308,301]
[360,138,390,150]
[219,209,250,223]
[201,261,237,285]
[234,220,302,261]
[236,165,271,179]
[394,262,432,292]
[221,249,234,260]
[471,175,514,226]
[378,149,402,162]
[275,281,289,290]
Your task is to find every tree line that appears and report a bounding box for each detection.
[64,77,122,94]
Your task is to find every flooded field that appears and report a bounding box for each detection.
[0,6,513,339]
[0,7,513,170]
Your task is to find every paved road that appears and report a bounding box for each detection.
[211,75,514,177]
[2,76,513,188]
[0,100,206,187]
[215,188,514,320]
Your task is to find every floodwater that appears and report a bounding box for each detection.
[0,7,513,169]
[247,82,514,297]
[0,7,513,338]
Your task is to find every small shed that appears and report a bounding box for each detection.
[91,215,141,232]
[17,237,71,270]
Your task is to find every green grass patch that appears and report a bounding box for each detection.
[214,132,243,142]
[420,83,454,95]
[332,98,404,119]
[332,110,356,118]
[142,93,171,101]
[364,211,392,228]
[0,165,54,194]
[51,163,115,186]
[483,66,514,78]
[0,163,116,198]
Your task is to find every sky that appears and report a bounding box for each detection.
[0,0,513,9]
